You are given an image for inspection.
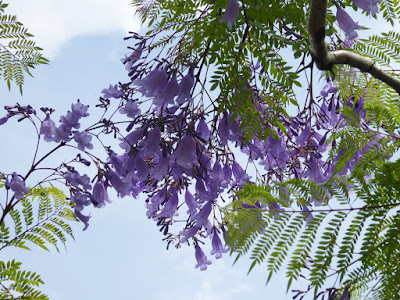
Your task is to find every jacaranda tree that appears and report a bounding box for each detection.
[1,0,400,299]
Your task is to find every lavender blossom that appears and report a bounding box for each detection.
[194,245,212,270]
[155,75,178,106]
[119,101,141,118]
[90,179,110,208]
[158,192,179,219]
[176,71,194,105]
[0,114,10,126]
[232,161,251,187]
[219,0,240,30]
[336,7,364,40]
[70,191,91,211]
[9,173,29,200]
[133,67,168,98]
[142,127,161,157]
[107,169,132,198]
[172,134,199,169]
[185,190,200,215]
[40,114,57,142]
[179,225,200,243]
[320,78,338,98]
[75,210,90,231]
[65,171,92,191]
[121,43,143,70]
[102,84,124,99]
[352,0,381,14]
[196,118,211,140]
[74,131,93,151]
[210,232,229,259]
[192,200,212,227]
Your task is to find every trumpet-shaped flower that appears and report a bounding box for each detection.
[219,0,240,30]
[9,173,29,200]
[211,232,229,259]
[90,179,110,208]
[102,84,124,99]
[74,131,93,151]
[194,245,212,270]
[172,135,198,169]
[40,114,57,142]
[176,71,194,105]
[352,0,381,15]
[336,7,364,40]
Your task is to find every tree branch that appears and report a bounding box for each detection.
[307,0,400,94]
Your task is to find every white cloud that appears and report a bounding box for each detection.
[6,0,141,58]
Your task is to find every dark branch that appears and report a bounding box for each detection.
[307,0,400,94]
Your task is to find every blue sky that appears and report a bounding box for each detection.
[0,1,296,299]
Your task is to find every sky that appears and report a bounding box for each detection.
[0,1,295,299]
[0,1,393,300]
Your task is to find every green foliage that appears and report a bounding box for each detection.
[225,155,400,298]
[0,260,49,300]
[0,186,77,252]
[0,0,48,93]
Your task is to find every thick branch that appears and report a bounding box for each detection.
[307,0,400,94]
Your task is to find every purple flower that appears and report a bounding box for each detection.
[211,232,229,259]
[74,131,93,151]
[320,78,338,98]
[302,206,314,226]
[107,169,132,198]
[336,7,364,40]
[9,173,29,200]
[158,192,179,219]
[146,188,166,218]
[65,171,92,191]
[218,114,238,145]
[194,245,212,270]
[40,114,57,142]
[119,129,143,151]
[303,157,328,184]
[192,200,212,227]
[121,43,143,70]
[152,155,170,181]
[155,75,178,106]
[71,101,89,118]
[119,101,141,118]
[70,191,91,211]
[102,84,124,99]
[352,0,381,14]
[90,179,110,208]
[172,134,199,169]
[196,118,211,140]
[195,179,212,202]
[232,161,251,187]
[219,0,240,30]
[0,114,10,126]
[176,71,194,105]
[185,190,200,215]
[296,125,311,147]
[179,225,200,243]
[133,67,168,98]
[142,127,161,157]
[75,209,90,231]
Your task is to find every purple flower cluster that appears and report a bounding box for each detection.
[6,172,29,200]
[39,101,91,145]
